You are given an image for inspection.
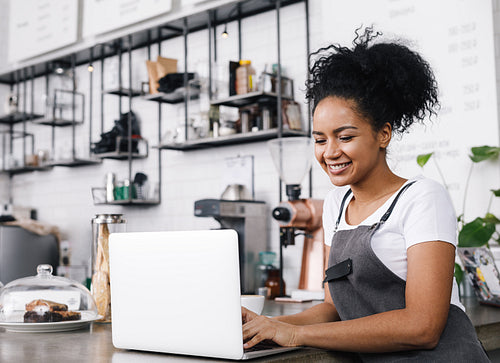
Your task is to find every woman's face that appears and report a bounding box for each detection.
[312,96,391,187]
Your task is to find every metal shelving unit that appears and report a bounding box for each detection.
[34,88,85,127]
[0,68,54,176]
[92,35,159,206]
[0,130,52,175]
[0,0,310,210]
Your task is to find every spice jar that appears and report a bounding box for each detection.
[91,214,126,322]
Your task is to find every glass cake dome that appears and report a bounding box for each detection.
[0,264,99,329]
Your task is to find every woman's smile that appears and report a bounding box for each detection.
[328,161,352,174]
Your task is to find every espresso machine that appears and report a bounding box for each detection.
[194,199,267,294]
[268,137,325,295]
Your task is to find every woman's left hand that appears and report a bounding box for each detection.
[242,308,300,349]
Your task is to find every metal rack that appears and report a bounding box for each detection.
[0,68,50,175]
[0,0,310,213]
[91,35,159,206]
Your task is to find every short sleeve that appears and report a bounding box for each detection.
[401,179,458,248]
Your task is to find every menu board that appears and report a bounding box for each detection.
[320,0,499,217]
[82,0,173,37]
[8,0,78,62]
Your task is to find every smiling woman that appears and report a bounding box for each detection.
[312,97,391,192]
[241,27,491,362]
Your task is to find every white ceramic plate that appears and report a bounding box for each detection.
[0,312,102,333]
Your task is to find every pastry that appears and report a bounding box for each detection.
[23,299,81,323]
[23,310,81,323]
[25,299,68,312]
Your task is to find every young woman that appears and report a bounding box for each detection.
[242,28,490,361]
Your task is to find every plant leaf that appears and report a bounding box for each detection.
[469,146,500,162]
[458,217,496,247]
[484,213,500,224]
[492,189,500,197]
[417,153,433,167]
[455,263,464,285]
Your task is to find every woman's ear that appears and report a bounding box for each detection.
[378,122,392,149]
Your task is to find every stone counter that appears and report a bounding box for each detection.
[0,298,498,362]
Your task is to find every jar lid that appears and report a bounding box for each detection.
[239,60,251,65]
[92,214,126,224]
[0,264,98,323]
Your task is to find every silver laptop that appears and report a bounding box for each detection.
[108,229,298,360]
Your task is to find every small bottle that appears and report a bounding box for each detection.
[235,60,256,95]
[105,173,115,202]
[255,251,276,296]
[209,105,220,138]
[265,268,286,299]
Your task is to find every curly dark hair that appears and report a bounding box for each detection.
[306,27,439,134]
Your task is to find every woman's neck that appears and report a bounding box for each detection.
[350,168,406,205]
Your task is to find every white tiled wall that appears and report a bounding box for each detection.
[0,0,499,291]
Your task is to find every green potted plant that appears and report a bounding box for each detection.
[417,146,500,284]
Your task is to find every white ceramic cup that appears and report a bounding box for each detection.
[241,294,265,315]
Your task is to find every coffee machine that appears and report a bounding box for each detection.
[194,199,267,294]
[268,137,325,295]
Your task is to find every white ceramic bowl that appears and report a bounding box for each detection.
[241,295,265,315]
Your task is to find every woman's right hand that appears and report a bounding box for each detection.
[242,311,300,349]
[241,306,258,324]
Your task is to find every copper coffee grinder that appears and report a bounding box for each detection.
[268,137,325,297]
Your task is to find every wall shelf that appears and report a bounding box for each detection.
[1,165,53,175]
[93,151,148,160]
[47,158,102,167]
[158,128,308,151]
[211,91,293,108]
[33,119,84,127]
[141,88,200,104]
[104,87,143,97]
[94,199,160,206]
[0,112,44,125]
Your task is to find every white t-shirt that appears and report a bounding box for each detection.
[322,175,464,310]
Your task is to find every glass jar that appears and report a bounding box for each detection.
[265,268,286,299]
[255,251,276,296]
[91,214,126,322]
[0,264,98,328]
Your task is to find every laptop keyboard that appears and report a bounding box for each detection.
[244,340,281,353]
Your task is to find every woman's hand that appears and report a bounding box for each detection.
[242,308,300,349]
[241,306,258,324]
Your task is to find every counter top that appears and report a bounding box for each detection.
[1,297,499,362]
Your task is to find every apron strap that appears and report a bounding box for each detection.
[334,189,352,232]
[379,181,416,223]
[333,181,417,232]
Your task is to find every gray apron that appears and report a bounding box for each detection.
[324,183,490,362]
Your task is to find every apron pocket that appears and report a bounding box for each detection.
[324,258,352,283]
